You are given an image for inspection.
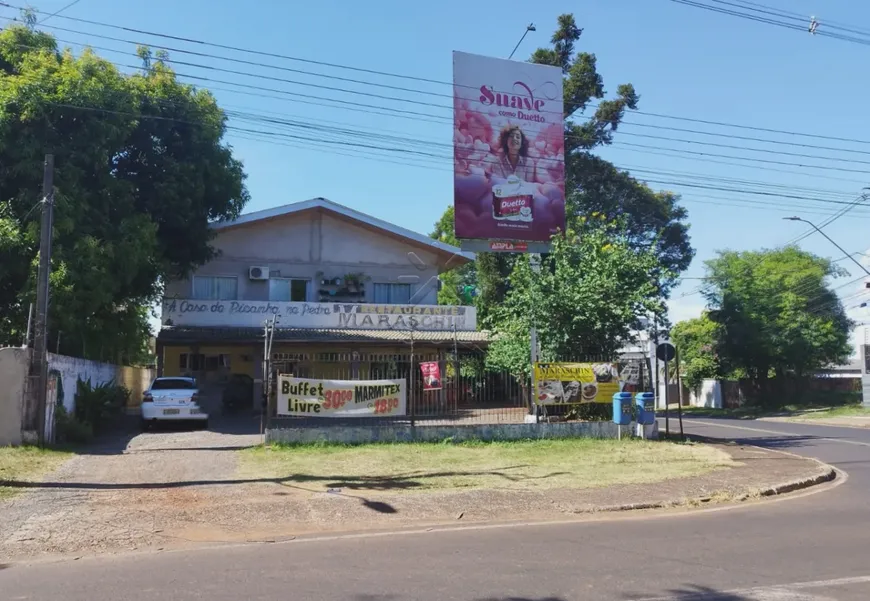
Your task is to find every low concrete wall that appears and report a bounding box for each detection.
[267,421,658,445]
[48,353,117,413]
[46,353,154,414]
[0,349,155,444]
[0,347,28,445]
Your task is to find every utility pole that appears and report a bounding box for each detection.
[30,154,54,444]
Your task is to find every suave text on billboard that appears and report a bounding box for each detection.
[452,51,565,243]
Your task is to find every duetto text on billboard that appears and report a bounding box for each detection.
[453,51,565,243]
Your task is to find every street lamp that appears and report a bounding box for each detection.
[508,23,537,60]
[783,216,870,278]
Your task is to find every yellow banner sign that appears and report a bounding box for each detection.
[533,362,623,404]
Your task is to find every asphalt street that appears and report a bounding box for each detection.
[3,416,870,600]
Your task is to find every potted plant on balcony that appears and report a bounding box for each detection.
[343,272,368,296]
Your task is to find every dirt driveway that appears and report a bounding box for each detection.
[0,416,262,560]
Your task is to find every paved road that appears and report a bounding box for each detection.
[3,417,870,600]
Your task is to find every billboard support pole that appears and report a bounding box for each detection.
[530,254,541,423]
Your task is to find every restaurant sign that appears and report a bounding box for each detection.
[162,299,477,331]
[277,376,407,417]
[533,362,624,405]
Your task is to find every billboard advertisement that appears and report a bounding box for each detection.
[533,362,623,405]
[453,51,565,243]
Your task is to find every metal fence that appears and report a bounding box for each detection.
[268,350,530,427]
[266,351,649,429]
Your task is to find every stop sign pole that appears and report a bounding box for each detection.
[656,342,677,439]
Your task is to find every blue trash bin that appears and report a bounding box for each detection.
[635,392,656,426]
[612,392,633,426]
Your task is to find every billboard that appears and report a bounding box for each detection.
[533,362,623,405]
[453,51,565,243]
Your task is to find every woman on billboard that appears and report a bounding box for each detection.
[494,125,536,182]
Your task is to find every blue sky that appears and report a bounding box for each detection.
[7,0,870,328]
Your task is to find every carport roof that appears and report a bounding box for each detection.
[157,326,491,346]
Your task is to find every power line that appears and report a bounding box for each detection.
[622,166,858,199]
[22,97,870,210]
[615,142,870,175]
[37,0,82,24]
[621,122,870,158]
[12,48,870,180]
[710,0,870,39]
[8,39,870,172]
[668,0,870,48]
[612,146,869,186]
[6,88,868,216]
[0,2,457,87]
[622,131,870,166]
[5,6,870,148]
[6,24,870,226]
[667,0,808,33]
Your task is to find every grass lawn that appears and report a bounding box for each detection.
[0,446,73,499]
[788,405,870,420]
[667,403,870,420]
[239,439,735,493]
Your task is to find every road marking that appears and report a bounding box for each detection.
[689,419,870,447]
[630,574,870,600]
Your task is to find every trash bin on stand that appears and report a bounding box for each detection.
[612,392,633,439]
[635,392,656,439]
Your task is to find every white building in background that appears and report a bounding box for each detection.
[841,250,870,375]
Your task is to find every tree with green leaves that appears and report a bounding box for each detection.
[485,215,665,378]
[694,247,852,401]
[671,313,722,394]
[429,206,477,306]
[0,25,249,362]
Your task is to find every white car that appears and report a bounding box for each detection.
[141,377,208,429]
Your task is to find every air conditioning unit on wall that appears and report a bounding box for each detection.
[248,266,270,281]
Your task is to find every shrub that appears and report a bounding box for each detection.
[55,404,94,445]
[73,379,130,434]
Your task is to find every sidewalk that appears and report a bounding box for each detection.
[0,439,833,561]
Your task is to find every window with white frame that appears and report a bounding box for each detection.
[192,276,238,300]
[269,278,308,302]
[373,283,412,304]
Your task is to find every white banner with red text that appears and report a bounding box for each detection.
[277,376,407,417]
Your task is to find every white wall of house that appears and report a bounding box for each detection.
[48,353,118,412]
[686,379,723,409]
[0,347,27,445]
[165,210,443,306]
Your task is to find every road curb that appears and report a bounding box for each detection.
[758,416,870,430]
[578,443,837,514]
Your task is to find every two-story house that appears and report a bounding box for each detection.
[157,197,487,404]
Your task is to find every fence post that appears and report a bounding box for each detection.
[409,339,416,427]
